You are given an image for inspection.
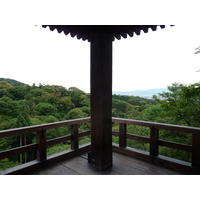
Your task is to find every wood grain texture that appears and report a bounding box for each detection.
[119,123,126,148]
[0,118,90,139]
[27,152,183,175]
[37,130,46,161]
[71,124,78,150]
[90,31,113,170]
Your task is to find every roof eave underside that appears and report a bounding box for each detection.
[42,25,171,42]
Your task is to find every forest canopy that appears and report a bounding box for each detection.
[0,78,200,170]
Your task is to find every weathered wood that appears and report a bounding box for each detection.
[28,151,182,175]
[0,160,43,175]
[46,135,72,147]
[2,116,200,174]
[62,155,110,175]
[112,117,200,134]
[192,133,200,168]
[127,133,150,143]
[113,145,200,175]
[150,127,158,157]
[153,155,200,175]
[46,131,91,147]
[112,156,149,175]
[112,143,151,162]
[71,124,78,150]
[113,152,182,175]
[90,30,113,170]
[78,130,91,138]
[36,162,80,175]
[119,123,126,148]
[37,129,46,162]
[158,140,192,152]
[1,143,91,175]
[0,144,38,160]
[0,117,90,139]
[112,131,150,143]
[112,131,119,136]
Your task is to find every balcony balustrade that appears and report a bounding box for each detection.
[0,117,200,175]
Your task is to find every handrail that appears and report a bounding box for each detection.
[1,117,200,174]
[0,117,91,174]
[112,117,200,134]
[112,117,200,174]
[0,117,91,139]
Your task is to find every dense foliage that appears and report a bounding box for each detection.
[0,78,25,85]
[1,79,199,170]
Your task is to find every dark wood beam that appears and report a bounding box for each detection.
[90,30,113,170]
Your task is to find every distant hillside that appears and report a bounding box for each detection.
[0,78,26,85]
[113,88,168,98]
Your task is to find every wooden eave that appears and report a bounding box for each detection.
[42,25,169,41]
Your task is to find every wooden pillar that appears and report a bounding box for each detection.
[192,133,200,168]
[119,123,127,148]
[71,124,79,150]
[90,29,113,170]
[150,126,158,160]
[37,129,46,162]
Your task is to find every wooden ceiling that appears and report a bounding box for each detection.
[42,25,168,42]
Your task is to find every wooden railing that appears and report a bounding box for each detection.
[0,118,91,175]
[112,117,200,174]
[1,117,200,174]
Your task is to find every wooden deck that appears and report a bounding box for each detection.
[28,152,183,175]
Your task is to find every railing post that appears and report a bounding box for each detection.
[37,129,46,162]
[119,123,127,148]
[71,124,79,150]
[150,126,158,160]
[192,133,200,168]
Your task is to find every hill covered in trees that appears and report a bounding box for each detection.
[1,78,200,170]
[0,79,156,170]
[0,79,157,128]
[0,78,26,85]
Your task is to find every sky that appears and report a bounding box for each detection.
[0,25,200,93]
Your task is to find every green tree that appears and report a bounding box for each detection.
[136,104,163,122]
[0,81,13,98]
[112,99,136,118]
[43,115,58,123]
[57,97,75,114]
[35,103,58,116]
[10,85,28,100]
[0,97,19,117]
[153,82,200,127]
[24,88,43,104]
[64,108,87,120]
[69,87,85,107]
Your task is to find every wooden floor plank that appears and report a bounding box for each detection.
[113,154,169,175]
[61,156,120,175]
[112,160,149,175]
[27,152,184,175]
[36,163,80,175]
[113,152,183,175]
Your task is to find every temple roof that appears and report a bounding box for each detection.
[42,25,168,42]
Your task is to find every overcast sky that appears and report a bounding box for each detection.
[1,25,200,93]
